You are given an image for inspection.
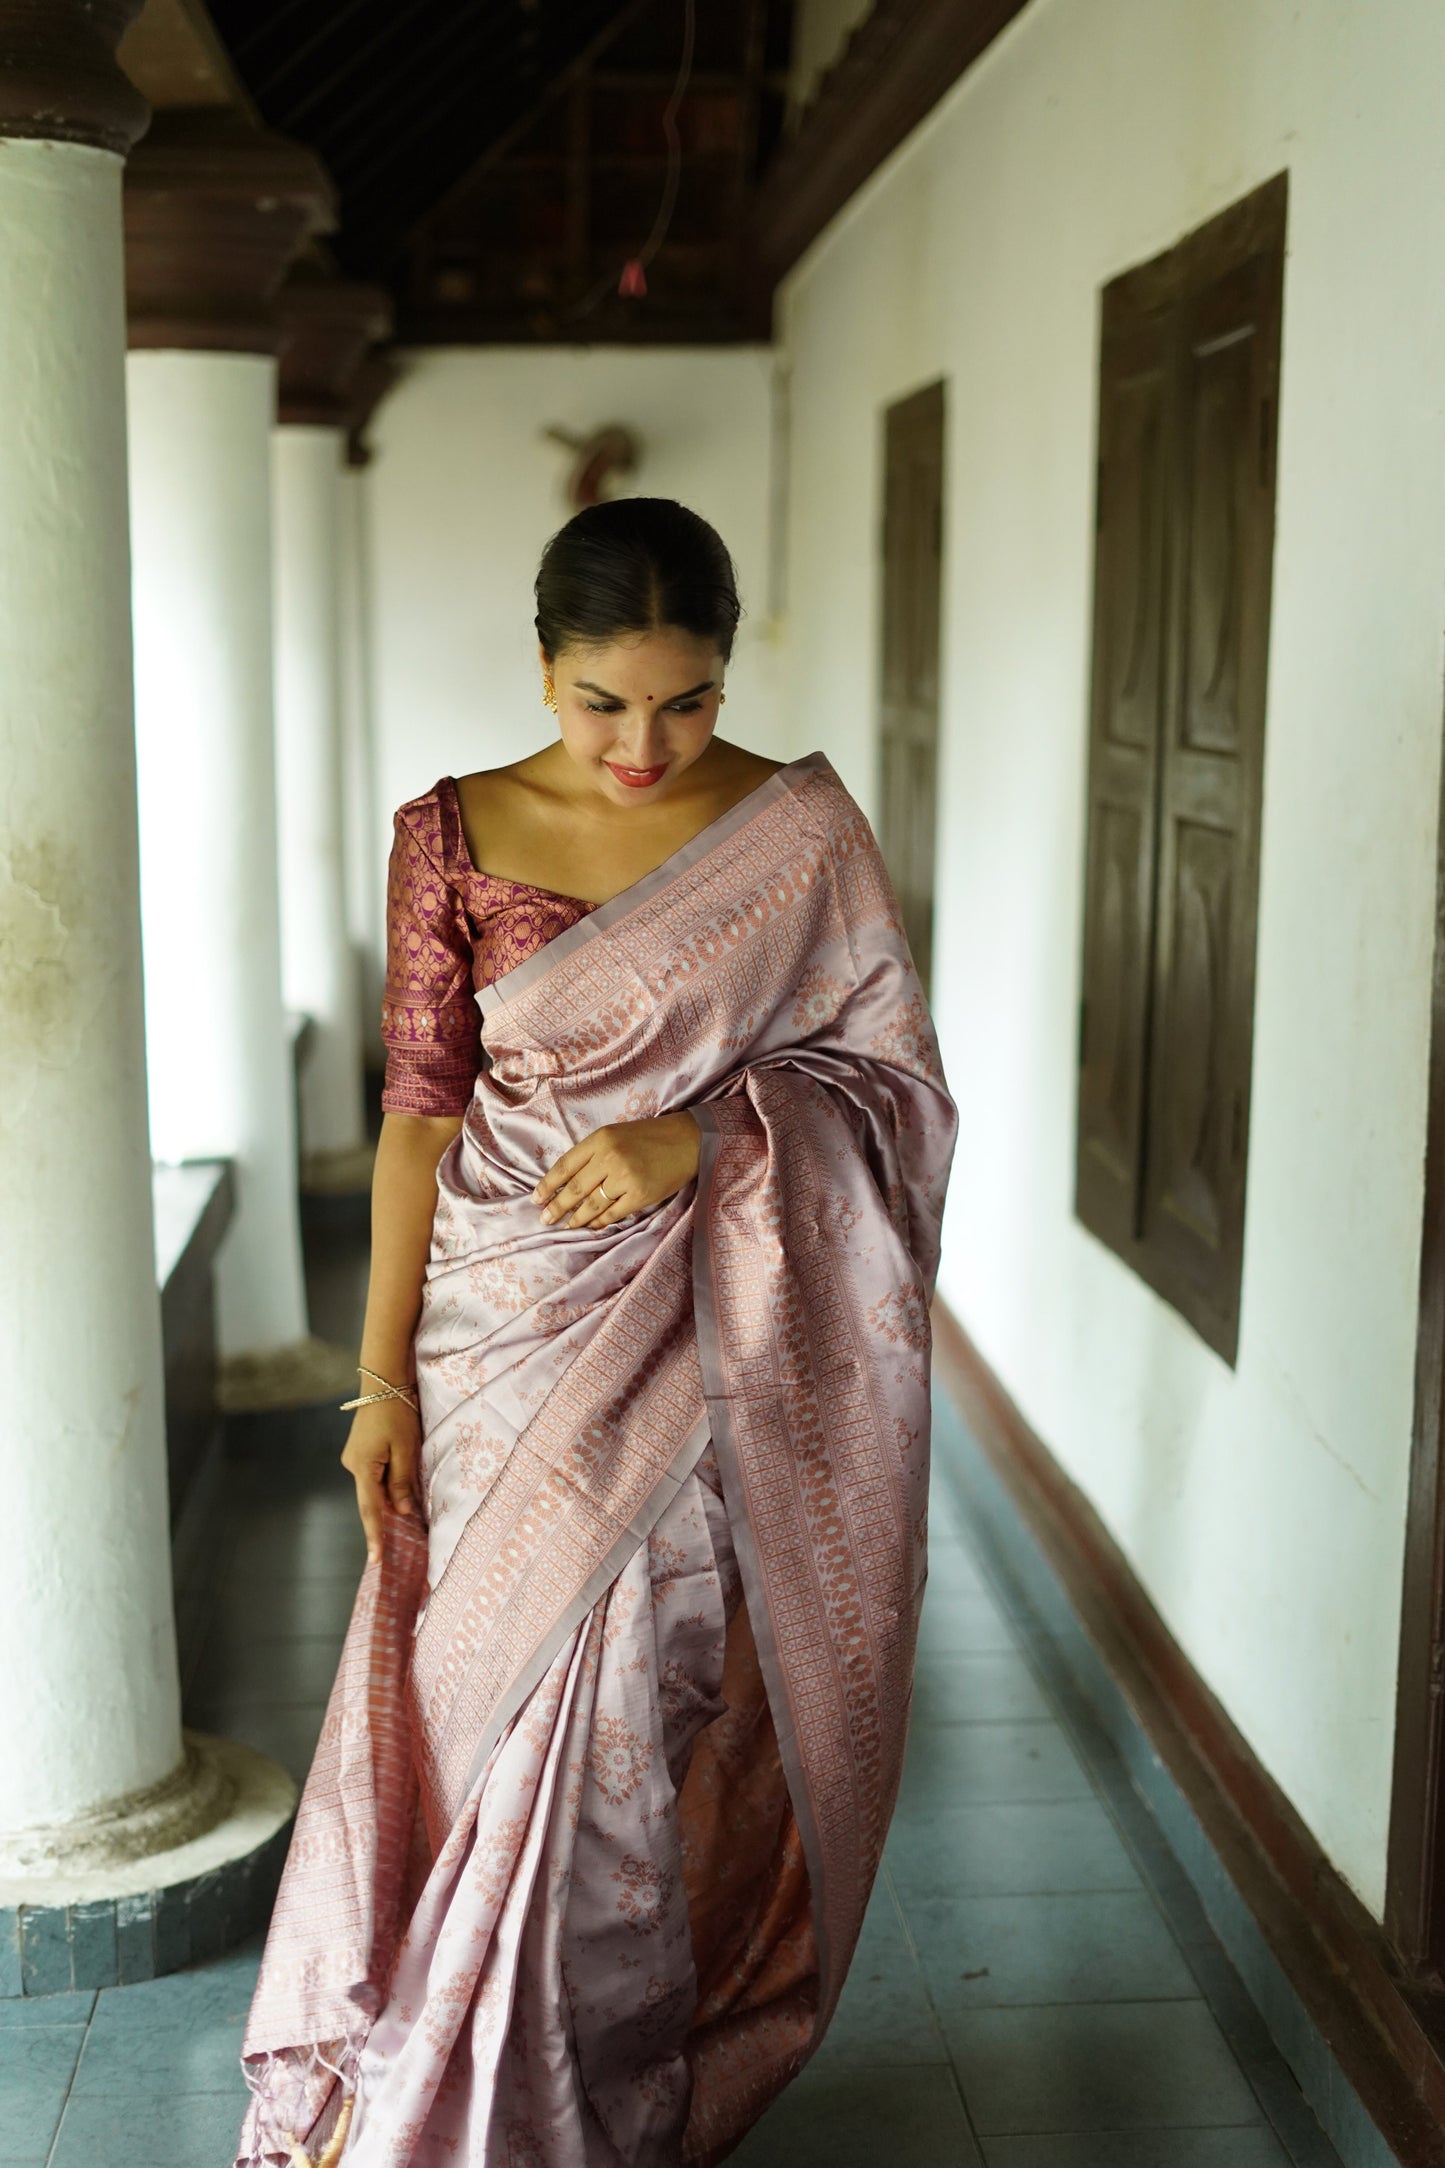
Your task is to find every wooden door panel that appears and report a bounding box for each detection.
[1104,367,1169,749]
[1142,219,1283,1353]
[1180,322,1255,754]
[1149,814,1235,1252]
[879,380,945,994]
[1075,314,1171,1248]
[1079,799,1153,1190]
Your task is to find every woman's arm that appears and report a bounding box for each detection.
[341,1108,463,1562]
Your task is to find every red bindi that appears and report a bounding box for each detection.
[645,693,654,701]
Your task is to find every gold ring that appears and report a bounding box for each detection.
[597,1178,610,1203]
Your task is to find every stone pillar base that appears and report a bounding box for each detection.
[0,1732,296,1996]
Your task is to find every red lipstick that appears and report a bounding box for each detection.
[605,760,669,789]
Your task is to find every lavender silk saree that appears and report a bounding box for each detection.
[235,752,957,2167]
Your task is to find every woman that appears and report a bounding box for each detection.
[235,498,957,2167]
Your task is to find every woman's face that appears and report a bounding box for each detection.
[545,628,726,808]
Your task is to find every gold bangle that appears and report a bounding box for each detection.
[340,1364,419,1415]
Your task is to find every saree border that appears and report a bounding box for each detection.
[688,1102,837,2024]
[475,749,835,1019]
[452,1407,714,1804]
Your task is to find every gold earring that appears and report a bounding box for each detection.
[719,691,727,706]
[542,675,557,712]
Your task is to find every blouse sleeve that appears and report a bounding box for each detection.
[379,805,482,1116]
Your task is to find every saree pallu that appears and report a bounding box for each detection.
[235,752,957,2167]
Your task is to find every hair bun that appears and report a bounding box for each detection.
[535,497,741,662]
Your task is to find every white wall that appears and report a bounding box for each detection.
[363,345,790,922]
[777,0,1445,1916]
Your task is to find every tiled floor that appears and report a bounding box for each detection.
[4,1230,1344,2166]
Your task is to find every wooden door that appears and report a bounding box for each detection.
[1074,174,1285,1366]
[879,380,945,994]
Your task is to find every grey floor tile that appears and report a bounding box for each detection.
[910,1651,1055,1725]
[948,2001,1266,2135]
[188,1632,347,1710]
[75,1955,258,2100]
[730,2062,984,2167]
[72,2018,249,2097]
[183,1703,329,1786]
[908,1891,1198,2008]
[899,1720,1095,1809]
[886,1799,1144,1901]
[305,1230,371,1346]
[89,1940,262,2033]
[812,1887,949,2068]
[206,1573,362,1641]
[225,1500,368,1581]
[49,2088,248,2168]
[0,1990,95,2029]
[924,1539,991,1596]
[918,1590,1019,1656]
[0,2026,87,2155]
[982,2132,1292,2168]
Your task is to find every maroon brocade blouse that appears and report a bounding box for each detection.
[380,775,596,1117]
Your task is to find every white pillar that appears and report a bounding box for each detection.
[128,351,309,1356]
[0,132,194,1852]
[340,462,387,1070]
[273,423,366,1156]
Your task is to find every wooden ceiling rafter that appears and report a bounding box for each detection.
[143,0,1041,347]
[399,0,790,346]
[409,0,654,239]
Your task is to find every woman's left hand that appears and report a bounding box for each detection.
[534,1111,702,1230]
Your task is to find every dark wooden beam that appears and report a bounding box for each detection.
[396,300,752,348]
[752,0,1033,279]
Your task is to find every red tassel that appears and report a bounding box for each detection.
[618,258,647,298]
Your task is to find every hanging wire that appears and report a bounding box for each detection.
[565,0,697,321]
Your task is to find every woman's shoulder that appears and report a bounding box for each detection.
[392,776,466,879]
[782,750,873,844]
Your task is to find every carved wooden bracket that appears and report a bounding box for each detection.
[0,0,150,153]
[277,277,394,428]
[124,113,336,353]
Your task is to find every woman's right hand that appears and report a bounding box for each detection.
[341,1398,421,1566]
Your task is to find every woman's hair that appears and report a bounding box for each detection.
[534,497,741,662]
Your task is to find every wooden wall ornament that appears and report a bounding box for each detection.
[276,278,394,429]
[124,113,336,354]
[542,423,641,511]
[0,0,149,154]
